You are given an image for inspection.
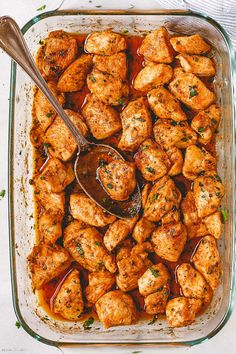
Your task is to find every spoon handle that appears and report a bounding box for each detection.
[0,16,89,151]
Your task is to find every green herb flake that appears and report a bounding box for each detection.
[189,85,198,98]
[215,174,222,183]
[198,127,205,133]
[152,193,159,202]
[216,191,221,198]
[37,5,46,11]
[148,314,158,325]
[46,112,54,118]
[0,189,6,199]
[135,117,145,122]
[146,166,155,174]
[43,142,51,149]
[149,266,159,278]
[118,98,125,106]
[211,118,218,126]
[170,121,178,126]
[107,183,113,189]
[76,243,84,257]
[221,209,229,223]
[39,39,44,45]
[83,317,94,330]
[95,241,102,246]
[15,321,21,329]
[99,159,108,167]
[121,29,129,35]
[90,75,96,83]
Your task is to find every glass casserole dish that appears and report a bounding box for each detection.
[8,9,235,348]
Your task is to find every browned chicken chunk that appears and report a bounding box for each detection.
[147,87,187,121]
[170,34,211,55]
[93,52,127,80]
[135,138,172,181]
[203,211,222,239]
[38,210,64,244]
[144,287,169,315]
[70,193,116,227]
[45,109,88,162]
[95,290,137,328]
[85,271,115,306]
[177,54,215,77]
[28,243,71,290]
[118,97,152,151]
[161,208,180,225]
[167,147,183,176]
[98,159,136,201]
[85,30,126,55]
[139,27,174,63]
[166,297,202,328]
[57,54,93,92]
[116,239,133,262]
[169,73,216,111]
[36,190,65,215]
[132,217,156,243]
[192,235,221,290]
[53,269,84,320]
[134,63,173,92]
[64,220,116,273]
[138,263,170,297]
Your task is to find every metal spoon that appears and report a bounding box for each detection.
[0,16,141,218]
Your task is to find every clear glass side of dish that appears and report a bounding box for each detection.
[9,10,235,346]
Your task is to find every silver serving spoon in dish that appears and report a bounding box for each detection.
[0,16,141,218]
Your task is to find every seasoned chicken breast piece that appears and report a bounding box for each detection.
[144,287,169,314]
[193,174,225,218]
[70,193,115,227]
[183,145,216,180]
[104,216,138,251]
[45,109,88,162]
[177,263,213,305]
[93,52,127,80]
[87,68,129,106]
[166,297,202,328]
[144,175,181,222]
[38,210,64,244]
[34,158,75,193]
[161,208,180,225]
[153,119,197,150]
[116,239,133,262]
[151,222,187,262]
[169,73,216,111]
[177,54,215,77]
[85,271,115,306]
[82,94,121,139]
[57,54,93,92]
[138,263,170,297]
[85,30,126,55]
[118,97,152,152]
[33,81,65,132]
[95,290,137,328]
[28,243,71,290]
[170,34,211,55]
[36,190,65,215]
[53,269,84,320]
[191,104,221,145]
[132,217,156,243]
[167,147,183,176]
[42,30,78,77]
[134,63,172,92]
[147,87,187,121]
[139,27,174,63]
[98,159,136,201]
[203,211,222,239]
[135,138,172,181]
[64,220,116,273]
[192,235,221,290]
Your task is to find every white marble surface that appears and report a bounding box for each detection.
[0,1,235,353]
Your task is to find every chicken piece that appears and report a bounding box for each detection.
[34,158,74,194]
[177,54,215,77]
[166,297,202,328]
[135,138,172,181]
[203,211,222,239]
[95,290,137,328]
[104,216,138,251]
[93,52,127,80]
[191,104,221,145]
[134,63,173,92]
[36,190,65,214]
[57,54,93,92]
[177,263,213,305]
[33,81,65,132]
[153,119,197,150]
[98,159,136,201]
[139,27,174,63]
[169,73,216,111]
[38,210,63,244]
[42,30,78,77]
[192,235,221,290]
[183,145,216,180]
[144,175,181,222]
[161,208,180,225]
[85,30,126,55]
[152,222,187,262]
[87,68,129,106]
[141,183,151,209]
[167,147,183,176]
[64,220,116,273]
[70,193,115,227]
[138,263,170,297]
[28,243,71,290]
[85,271,115,306]
[193,174,225,218]
[147,87,187,121]
[45,109,88,162]
[173,66,185,78]
[144,287,169,314]
[116,239,133,262]
[118,97,152,152]
[53,269,84,320]
[132,217,156,243]
[170,34,211,55]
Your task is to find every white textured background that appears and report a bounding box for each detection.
[0,1,235,353]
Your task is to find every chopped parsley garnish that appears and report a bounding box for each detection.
[148,314,158,325]
[37,5,46,11]
[189,85,198,98]
[43,142,51,149]
[0,189,6,199]
[198,127,205,133]
[170,121,178,126]
[215,174,222,183]
[149,266,159,278]
[146,166,155,174]
[76,243,84,257]
[199,182,204,187]
[83,317,94,330]
[129,207,137,217]
[152,193,159,202]
[221,209,229,223]
[211,118,218,126]
[135,117,145,122]
[117,98,125,106]
[99,159,108,167]
[46,112,54,118]
[107,183,113,189]
[216,191,221,198]
[90,75,96,83]
[15,321,21,329]
[95,241,102,246]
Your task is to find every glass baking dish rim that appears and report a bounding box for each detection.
[8,8,236,348]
